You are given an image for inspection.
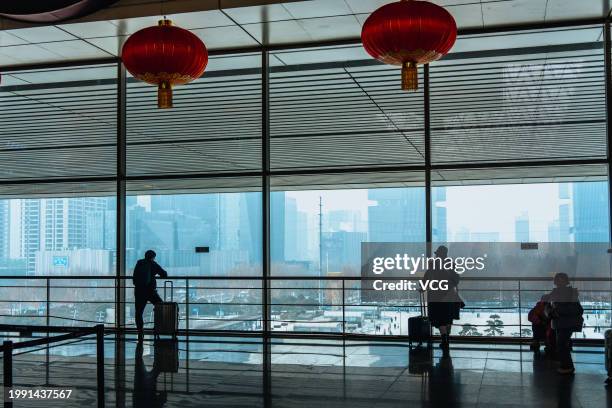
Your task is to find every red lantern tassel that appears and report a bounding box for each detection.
[402,62,418,91]
[158,81,173,109]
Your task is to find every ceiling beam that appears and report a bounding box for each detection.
[0,0,308,29]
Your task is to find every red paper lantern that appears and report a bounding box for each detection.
[122,19,208,108]
[362,0,457,91]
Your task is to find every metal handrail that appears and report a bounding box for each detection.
[0,324,105,408]
[0,275,609,340]
[0,275,609,281]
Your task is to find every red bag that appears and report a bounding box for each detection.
[528,301,547,326]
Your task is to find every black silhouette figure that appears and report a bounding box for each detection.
[133,250,168,341]
[423,245,462,351]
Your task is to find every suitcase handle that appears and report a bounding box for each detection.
[419,290,427,317]
[164,280,173,302]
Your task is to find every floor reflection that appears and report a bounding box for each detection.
[1,336,609,408]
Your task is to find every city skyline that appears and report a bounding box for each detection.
[0,181,608,277]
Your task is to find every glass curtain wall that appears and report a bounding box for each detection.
[124,53,263,331]
[0,24,610,339]
[0,64,118,326]
[430,25,610,339]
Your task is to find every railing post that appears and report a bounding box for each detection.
[3,341,13,408]
[45,278,50,327]
[342,279,346,335]
[518,280,522,339]
[185,278,190,334]
[45,278,50,386]
[96,324,105,408]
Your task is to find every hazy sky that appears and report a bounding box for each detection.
[287,183,562,240]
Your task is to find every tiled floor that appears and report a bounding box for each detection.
[1,335,610,407]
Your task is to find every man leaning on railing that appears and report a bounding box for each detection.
[132,250,168,342]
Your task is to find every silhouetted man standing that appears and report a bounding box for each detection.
[133,250,168,341]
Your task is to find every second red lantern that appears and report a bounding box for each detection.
[361,0,457,91]
[122,19,208,108]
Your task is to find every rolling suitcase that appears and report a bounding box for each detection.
[606,329,612,385]
[154,281,178,339]
[408,291,432,348]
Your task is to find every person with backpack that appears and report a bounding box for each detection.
[528,295,555,355]
[545,273,584,375]
[133,250,168,341]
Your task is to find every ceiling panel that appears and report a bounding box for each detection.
[0,31,27,47]
[296,15,361,41]
[59,21,122,39]
[192,26,259,50]
[6,26,77,43]
[38,40,112,59]
[0,44,63,65]
[344,0,393,15]
[283,0,352,19]
[482,0,547,26]
[0,0,609,68]
[85,36,124,56]
[112,10,235,35]
[241,20,310,45]
[545,0,607,21]
[221,4,293,24]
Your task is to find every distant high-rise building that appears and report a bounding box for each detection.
[270,192,285,262]
[433,188,447,243]
[327,210,363,232]
[558,203,571,242]
[514,212,530,242]
[296,211,310,261]
[284,197,298,261]
[21,198,107,274]
[470,232,500,242]
[321,231,367,274]
[0,201,9,261]
[548,220,561,242]
[559,184,570,200]
[572,182,609,242]
[240,193,262,264]
[454,227,470,242]
[368,188,425,242]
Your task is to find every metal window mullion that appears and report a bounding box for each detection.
[424,64,433,256]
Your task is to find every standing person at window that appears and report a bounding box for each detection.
[545,272,584,375]
[423,245,462,351]
[133,250,168,342]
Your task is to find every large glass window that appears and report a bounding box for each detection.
[430,26,606,165]
[0,64,117,180]
[432,176,611,339]
[0,187,117,326]
[270,172,425,334]
[125,178,262,331]
[0,62,118,327]
[126,53,262,176]
[270,45,424,171]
